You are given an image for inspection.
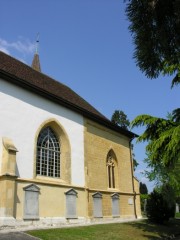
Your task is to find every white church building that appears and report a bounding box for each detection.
[0,50,141,227]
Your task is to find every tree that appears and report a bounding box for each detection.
[125,0,180,87]
[111,110,139,171]
[146,188,175,224]
[131,112,180,196]
[132,153,139,172]
[140,182,148,194]
[111,110,130,130]
[125,0,180,198]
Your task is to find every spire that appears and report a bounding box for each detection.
[32,33,41,72]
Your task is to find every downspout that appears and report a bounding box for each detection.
[129,136,137,219]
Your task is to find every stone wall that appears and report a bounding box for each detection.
[84,119,140,218]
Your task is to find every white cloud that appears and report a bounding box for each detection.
[0,37,35,58]
[0,45,10,55]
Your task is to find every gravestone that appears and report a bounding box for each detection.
[176,203,179,213]
[144,199,147,214]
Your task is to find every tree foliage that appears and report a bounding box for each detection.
[111,110,130,130]
[140,182,148,194]
[125,0,180,201]
[132,154,139,172]
[131,110,180,196]
[125,0,180,87]
[146,189,175,224]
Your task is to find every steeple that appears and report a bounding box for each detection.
[31,33,41,72]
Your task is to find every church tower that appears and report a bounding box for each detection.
[31,34,41,72]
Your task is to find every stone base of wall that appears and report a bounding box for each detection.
[0,215,143,232]
[0,217,16,227]
[0,217,87,229]
[89,216,137,224]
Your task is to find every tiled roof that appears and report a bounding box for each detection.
[0,51,137,138]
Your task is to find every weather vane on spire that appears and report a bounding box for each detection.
[35,32,40,54]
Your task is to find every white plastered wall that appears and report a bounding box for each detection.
[0,78,85,186]
[0,137,2,172]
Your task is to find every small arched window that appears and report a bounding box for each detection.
[107,150,116,188]
[36,127,60,178]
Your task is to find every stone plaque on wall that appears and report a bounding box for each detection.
[111,193,120,217]
[23,184,40,220]
[92,192,103,218]
[65,189,78,219]
[128,198,133,205]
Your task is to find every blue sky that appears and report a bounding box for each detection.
[1,0,179,192]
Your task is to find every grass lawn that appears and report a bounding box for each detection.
[176,212,180,218]
[27,219,180,240]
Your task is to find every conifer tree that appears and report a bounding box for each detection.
[140,182,148,194]
[111,110,130,130]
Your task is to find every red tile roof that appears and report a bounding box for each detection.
[0,51,137,138]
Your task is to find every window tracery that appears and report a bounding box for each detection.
[36,127,60,177]
[107,152,115,188]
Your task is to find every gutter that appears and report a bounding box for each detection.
[129,136,138,219]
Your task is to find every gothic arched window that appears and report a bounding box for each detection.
[36,127,60,178]
[107,150,117,188]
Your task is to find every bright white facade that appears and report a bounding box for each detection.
[0,78,85,186]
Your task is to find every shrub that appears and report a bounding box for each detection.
[146,190,175,224]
